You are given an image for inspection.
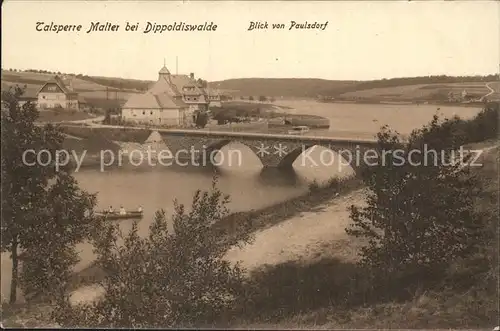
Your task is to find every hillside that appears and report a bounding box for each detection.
[208,78,358,98]
[3,70,498,106]
[209,75,499,101]
[1,70,141,109]
[336,82,498,103]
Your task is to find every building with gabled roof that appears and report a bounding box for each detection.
[121,65,209,127]
[37,75,81,110]
[205,87,222,107]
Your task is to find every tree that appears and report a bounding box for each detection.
[195,112,209,128]
[103,108,113,124]
[346,115,485,290]
[196,78,208,88]
[1,86,98,303]
[248,96,254,101]
[53,179,252,328]
[258,96,267,102]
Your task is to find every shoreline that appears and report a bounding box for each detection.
[316,99,487,108]
[68,175,364,292]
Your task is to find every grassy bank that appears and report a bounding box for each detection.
[213,176,362,246]
[211,101,330,128]
[60,125,151,143]
[36,110,96,123]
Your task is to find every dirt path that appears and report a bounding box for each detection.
[225,189,367,271]
[484,83,495,99]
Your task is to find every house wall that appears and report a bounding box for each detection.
[38,92,67,109]
[122,107,190,126]
[209,100,222,108]
[186,103,209,112]
[38,89,79,110]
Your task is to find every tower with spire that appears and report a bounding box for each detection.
[158,58,171,82]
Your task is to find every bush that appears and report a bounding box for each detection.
[53,179,251,328]
[195,112,209,128]
[346,115,487,294]
[461,102,498,143]
[308,180,320,193]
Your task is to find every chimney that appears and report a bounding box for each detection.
[190,73,194,80]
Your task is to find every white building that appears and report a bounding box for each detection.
[206,87,222,108]
[121,66,209,127]
[37,76,81,110]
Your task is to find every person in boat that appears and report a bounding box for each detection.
[119,206,126,215]
[108,206,114,214]
[138,205,143,213]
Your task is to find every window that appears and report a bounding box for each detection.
[150,111,153,115]
[142,111,145,115]
[42,96,46,99]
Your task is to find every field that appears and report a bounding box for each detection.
[210,75,499,101]
[1,70,141,109]
[36,110,96,123]
[1,71,110,91]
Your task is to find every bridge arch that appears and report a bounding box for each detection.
[202,139,265,167]
[277,143,369,177]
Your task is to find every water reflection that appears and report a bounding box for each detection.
[258,167,300,187]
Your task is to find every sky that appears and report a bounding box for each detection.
[2,1,499,82]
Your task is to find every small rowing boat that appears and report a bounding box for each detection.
[96,210,144,220]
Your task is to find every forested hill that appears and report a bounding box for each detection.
[208,78,357,98]
[210,75,499,98]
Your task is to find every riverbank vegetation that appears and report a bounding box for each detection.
[210,101,325,125]
[1,88,498,328]
[35,109,96,123]
[1,87,101,305]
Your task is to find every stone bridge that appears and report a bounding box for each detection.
[59,125,380,175]
[153,129,379,175]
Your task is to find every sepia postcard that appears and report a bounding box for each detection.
[1,0,499,329]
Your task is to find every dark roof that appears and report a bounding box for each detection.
[37,75,77,96]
